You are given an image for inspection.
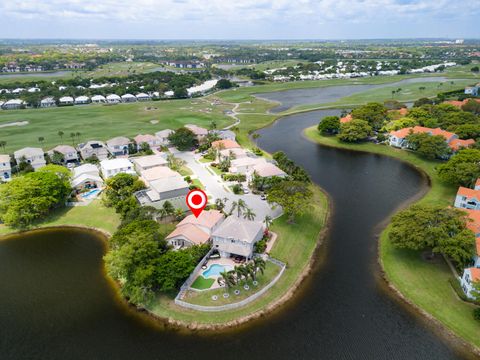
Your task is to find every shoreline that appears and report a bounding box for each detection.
[303,127,480,357]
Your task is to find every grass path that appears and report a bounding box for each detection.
[304,127,480,351]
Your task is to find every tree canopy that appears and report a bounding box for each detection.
[338,119,372,142]
[389,205,476,267]
[168,127,199,151]
[437,149,480,187]
[317,115,340,134]
[405,133,451,160]
[351,102,388,130]
[267,180,312,223]
[0,170,71,228]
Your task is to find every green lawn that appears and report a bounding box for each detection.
[0,98,233,153]
[304,128,480,349]
[198,156,212,163]
[145,185,328,324]
[0,199,121,237]
[190,178,204,190]
[190,276,215,290]
[184,262,281,306]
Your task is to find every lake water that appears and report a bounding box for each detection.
[255,76,451,112]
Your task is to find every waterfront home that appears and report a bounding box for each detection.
[465,85,479,96]
[91,95,106,103]
[166,210,225,249]
[136,93,151,101]
[59,96,74,105]
[40,97,56,108]
[106,94,121,104]
[136,176,190,210]
[14,147,46,170]
[185,124,208,142]
[134,134,161,150]
[252,162,287,178]
[2,99,25,110]
[229,157,267,174]
[100,158,136,179]
[78,141,109,161]
[0,154,12,182]
[132,154,168,173]
[106,136,131,156]
[47,145,79,163]
[454,187,480,210]
[74,96,90,105]
[211,216,264,260]
[140,166,178,186]
[155,129,174,145]
[211,139,241,150]
[388,126,474,152]
[121,93,136,103]
[219,147,249,160]
[463,209,480,268]
[460,267,480,299]
[71,164,103,192]
[444,98,480,109]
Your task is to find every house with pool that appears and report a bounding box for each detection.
[211,216,264,260]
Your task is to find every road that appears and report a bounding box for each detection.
[173,149,282,222]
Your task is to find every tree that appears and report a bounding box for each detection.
[167,127,198,151]
[413,97,433,107]
[437,149,480,187]
[263,215,273,230]
[216,79,234,89]
[405,133,451,160]
[351,102,388,130]
[317,116,340,134]
[384,117,417,132]
[50,150,65,165]
[338,119,372,143]
[230,199,248,218]
[103,173,146,211]
[38,136,45,146]
[139,142,153,154]
[215,197,228,213]
[58,131,64,140]
[449,124,480,140]
[253,257,266,277]
[70,132,76,146]
[166,154,186,171]
[173,87,188,98]
[0,171,71,228]
[162,201,175,217]
[267,181,313,223]
[471,66,479,73]
[461,99,480,115]
[0,141,6,152]
[219,269,236,289]
[389,205,475,267]
[243,208,256,221]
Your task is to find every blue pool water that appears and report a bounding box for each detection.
[81,189,101,199]
[202,264,233,278]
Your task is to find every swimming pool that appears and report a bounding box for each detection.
[81,188,102,199]
[202,264,233,278]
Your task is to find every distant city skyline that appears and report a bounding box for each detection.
[1,0,479,40]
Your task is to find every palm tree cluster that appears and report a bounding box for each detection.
[229,199,256,220]
[218,257,266,290]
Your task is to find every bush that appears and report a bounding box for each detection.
[222,173,246,182]
[254,239,267,253]
[252,147,263,156]
[474,308,480,321]
[232,184,242,194]
[184,176,192,183]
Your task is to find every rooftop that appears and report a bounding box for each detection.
[211,139,241,150]
[253,162,286,177]
[107,136,131,147]
[141,166,178,182]
[100,158,134,170]
[177,210,224,230]
[150,176,189,194]
[457,187,480,199]
[165,223,210,245]
[73,164,99,177]
[212,216,263,244]
[133,154,167,169]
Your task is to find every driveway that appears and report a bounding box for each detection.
[172,149,282,221]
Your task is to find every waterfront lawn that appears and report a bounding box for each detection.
[304,128,480,349]
[190,276,215,290]
[145,185,328,324]
[0,199,121,237]
[184,262,281,306]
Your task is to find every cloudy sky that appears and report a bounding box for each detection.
[1,0,479,39]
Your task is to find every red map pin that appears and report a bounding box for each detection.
[186,189,208,218]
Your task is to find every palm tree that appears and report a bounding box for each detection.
[263,215,273,231]
[243,207,256,221]
[253,257,266,277]
[75,132,81,142]
[58,131,64,140]
[70,132,76,145]
[38,136,45,146]
[245,262,256,281]
[218,270,236,289]
[230,199,247,217]
[0,140,6,152]
[215,197,228,213]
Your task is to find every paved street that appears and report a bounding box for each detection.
[172,149,282,221]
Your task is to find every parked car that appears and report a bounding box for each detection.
[260,194,267,200]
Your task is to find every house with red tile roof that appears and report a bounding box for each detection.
[389,126,474,152]
[134,134,161,150]
[462,209,480,268]
[444,98,480,109]
[165,210,225,249]
[211,139,241,150]
[454,186,480,210]
[460,267,480,299]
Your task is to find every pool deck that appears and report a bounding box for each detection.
[195,258,236,290]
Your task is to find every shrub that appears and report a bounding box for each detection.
[474,308,480,321]
[254,239,267,253]
[232,184,242,194]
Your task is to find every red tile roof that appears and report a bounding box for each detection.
[389,126,456,141]
[457,186,480,199]
[340,114,353,123]
[449,138,475,152]
[475,178,480,189]
[165,223,210,245]
[444,99,480,108]
[469,267,480,282]
[211,139,241,150]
